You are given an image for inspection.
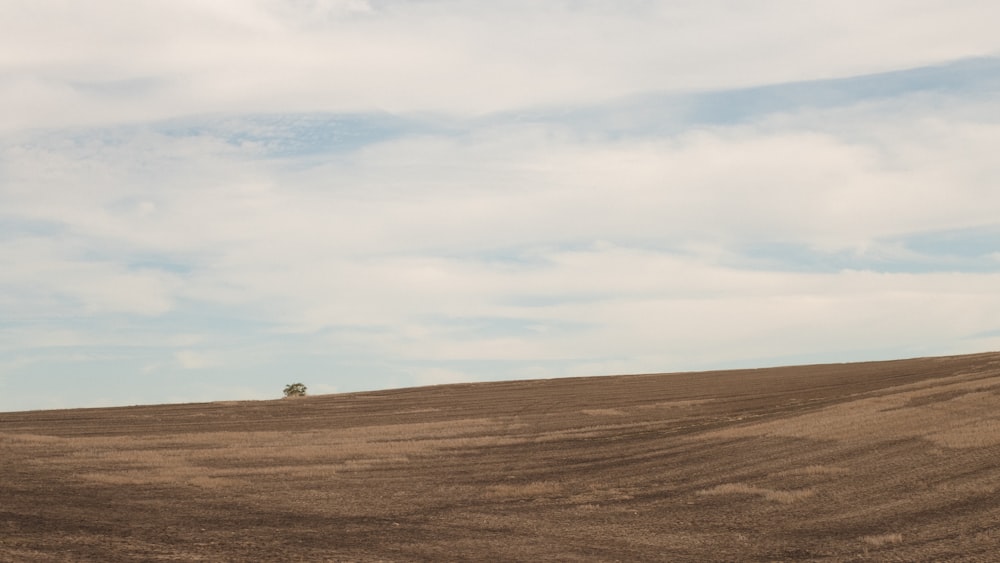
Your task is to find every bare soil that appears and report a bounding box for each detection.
[4,352,1000,561]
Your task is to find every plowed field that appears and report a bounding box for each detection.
[4,352,1000,561]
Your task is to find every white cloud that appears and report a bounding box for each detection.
[3,1,1000,130]
[0,238,177,316]
[175,349,221,369]
[324,250,1000,368]
[4,93,1000,338]
[3,1,1000,411]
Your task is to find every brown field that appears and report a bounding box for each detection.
[4,352,1000,561]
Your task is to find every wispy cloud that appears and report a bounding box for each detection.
[3,1,999,129]
[175,350,221,370]
[2,1,1000,411]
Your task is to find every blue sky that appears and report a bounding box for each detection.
[3,1,1000,412]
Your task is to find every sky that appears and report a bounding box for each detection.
[3,1,1000,412]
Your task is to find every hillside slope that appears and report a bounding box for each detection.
[3,352,1000,561]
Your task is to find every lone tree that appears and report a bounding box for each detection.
[283,383,307,398]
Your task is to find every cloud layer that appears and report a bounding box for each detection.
[4,0,1000,128]
[2,1,1000,411]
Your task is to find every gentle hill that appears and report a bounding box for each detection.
[3,352,1000,561]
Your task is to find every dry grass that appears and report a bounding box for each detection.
[640,399,714,409]
[0,432,67,445]
[862,533,903,546]
[566,484,636,505]
[697,483,815,504]
[5,351,1000,562]
[35,417,539,489]
[531,422,661,443]
[80,470,241,489]
[580,408,627,416]
[927,417,1000,448]
[484,481,564,500]
[774,465,849,477]
[700,373,1000,447]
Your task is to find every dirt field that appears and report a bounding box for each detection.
[4,352,1000,561]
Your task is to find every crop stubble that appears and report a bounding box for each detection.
[3,352,1000,561]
